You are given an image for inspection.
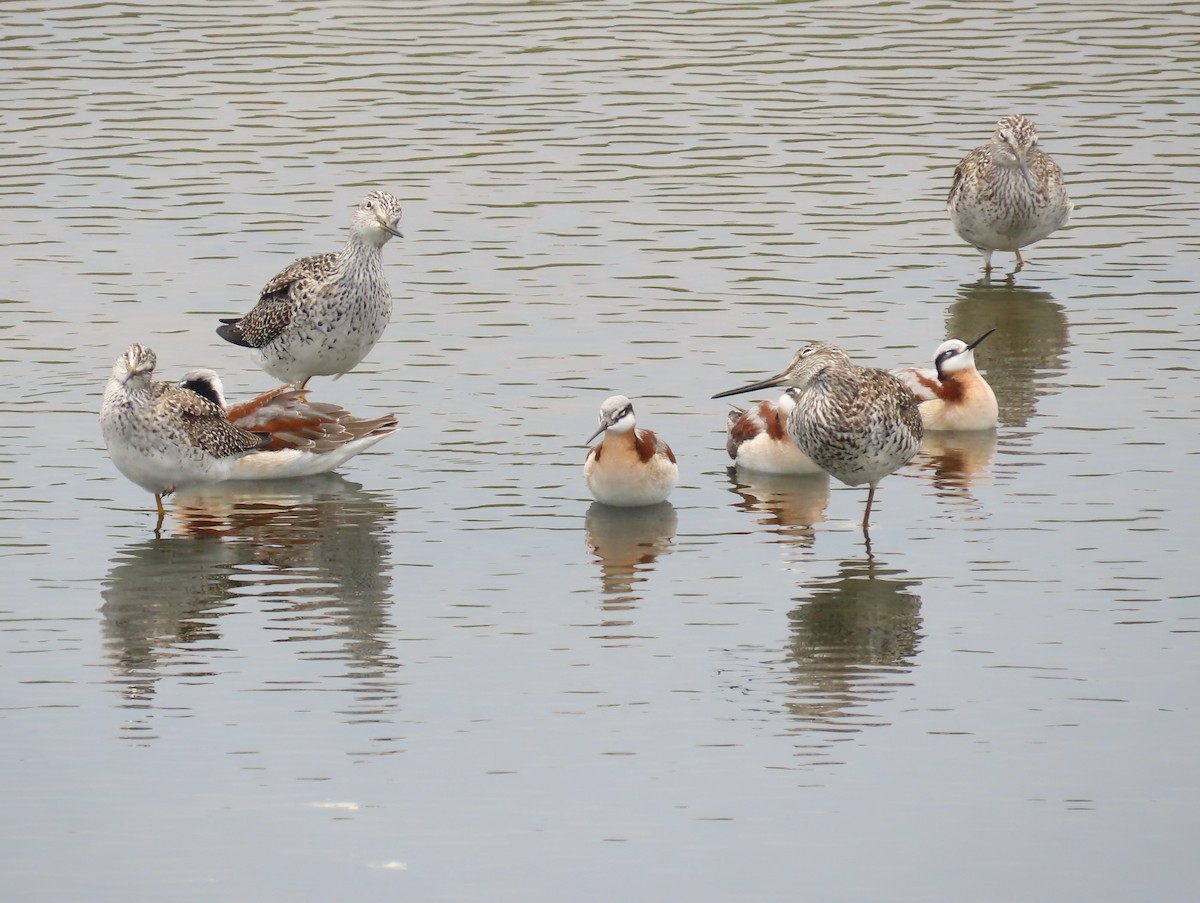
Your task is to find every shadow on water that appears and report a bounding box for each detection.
[724,468,832,550]
[100,474,401,721]
[782,556,923,760]
[583,501,677,612]
[945,279,1069,428]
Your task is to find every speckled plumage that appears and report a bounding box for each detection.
[948,115,1072,272]
[725,389,821,475]
[584,395,678,507]
[217,191,404,389]
[101,344,268,519]
[179,369,399,465]
[101,345,399,527]
[892,330,999,432]
[714,343,922,529]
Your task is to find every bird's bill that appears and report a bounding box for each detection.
[965,328,996,351]
[1017,159,1035,191]
[711,374,785,400]
[381,221,404,238]
[585,422,609,445]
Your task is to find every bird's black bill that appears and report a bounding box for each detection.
[966,328,996,351]
[712,375,784,400]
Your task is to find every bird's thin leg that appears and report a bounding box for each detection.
[1015,248,1026,271]
[862,483,877,530]
[154,494,166,535]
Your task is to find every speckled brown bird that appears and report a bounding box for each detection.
[101,344,398,529]
[714,343,922,529]
[217,191,404,390]
[947,114,1072,273]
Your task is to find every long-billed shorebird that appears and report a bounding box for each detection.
[714,343,922,530]
[584,395,678,507]
[100,344,397,528]
[216,191,404,390]
[948,114,1072,273]
[892,330,998,432]
[724,389,821,475]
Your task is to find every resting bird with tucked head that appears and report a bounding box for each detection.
[100,343,397,530]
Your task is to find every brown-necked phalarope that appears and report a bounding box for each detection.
[948,114,1072,273]
[584,395,678,507]
[724,389,821,475]
[217,191,404,390]
[714,343,922,530]
[893,329,998,432]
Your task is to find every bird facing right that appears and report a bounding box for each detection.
[947,114,1072,273]
[713,343,922,530]
[216,191,404,391]
[892,329,999,432]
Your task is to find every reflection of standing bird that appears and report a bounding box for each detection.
[714,343,922,529]
[948,115,1071,273]
[217,191,404,390]
[584,395,678,507]
[892,330,998,432]
[725,389,821,475]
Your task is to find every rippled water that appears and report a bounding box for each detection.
[2,1,1198,900]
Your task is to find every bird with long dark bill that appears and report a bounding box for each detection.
[714,342,922,530]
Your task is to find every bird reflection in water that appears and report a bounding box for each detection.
[946,280,1068,428]
[100,473,401,729]
[583,501,677,614]
[910,430,999,514]
[725,469,831,551]
[782,557,923,759]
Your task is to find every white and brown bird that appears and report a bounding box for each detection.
[584,395,678,507]
[714,343,922,530]
[217,191,404,390]
[893,330,998,432]
[724,389,821,475]
[100,343,396,528]
[948,114,1072,273]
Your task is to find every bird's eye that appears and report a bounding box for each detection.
[800,345,815,357]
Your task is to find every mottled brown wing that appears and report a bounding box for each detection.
[218,251,339,348]
[160,383,268,458]
[259,251,339,301]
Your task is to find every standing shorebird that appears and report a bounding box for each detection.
[216,190,404,390]
[100,344,397,529]
[584,395,678,507]
[947,114,1072,273]
[724,389,822,475]
[892,329,998,432]
[713,343,922,530]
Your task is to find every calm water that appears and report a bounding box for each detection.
[2,1,1199,900]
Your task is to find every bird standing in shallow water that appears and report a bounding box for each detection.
[217,191,404,390]
[725,389,821,475]
[892,329,998,432]
[713,343,922,530]
[101,344,397,529]
[947,114,1072,274]
[584,395,678,507]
